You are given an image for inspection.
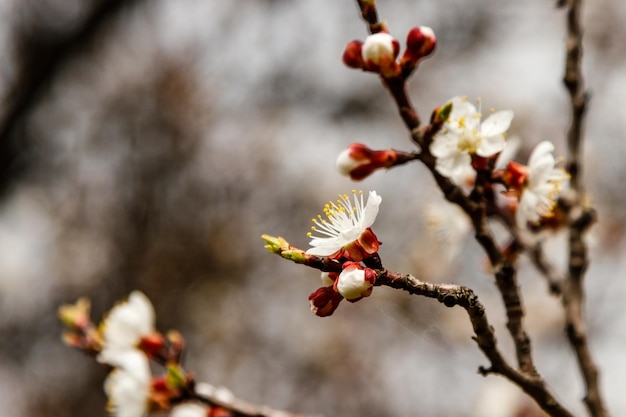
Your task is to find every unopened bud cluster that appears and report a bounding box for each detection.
[343,27,436,79]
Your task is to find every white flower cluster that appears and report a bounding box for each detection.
[429,96,568,230]
[99,292,208,417]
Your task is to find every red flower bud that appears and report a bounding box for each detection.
[139,332,166,359]
[337,143,401,181]
[500,161,529,192]
[308,286,343,317]
[343,40,364,69]
[406,26,436,59]
[401,26,437,76]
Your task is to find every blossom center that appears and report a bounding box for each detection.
[307,190,365,240]
[457,130,480,154]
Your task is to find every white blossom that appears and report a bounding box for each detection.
[306,190,381,257]
[516,141,569,227]
[98,291,155,369]
[424,200,471,260]
[430,96,514,179]
[104,357,151,417]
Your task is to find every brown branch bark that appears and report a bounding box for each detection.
[417,149,537,376]
[188,384,323,417]
[559,0,608,415]
[376,271,574,417]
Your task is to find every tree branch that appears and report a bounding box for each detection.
[376,270,574,417]
[559,0,607,415]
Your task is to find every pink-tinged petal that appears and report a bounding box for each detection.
[480,110,514,137]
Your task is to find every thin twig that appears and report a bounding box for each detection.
[417,149,536,375]
[188,385,322,417]
[559,0,608,415]
[376,271,574,417]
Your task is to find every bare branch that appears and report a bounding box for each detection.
[559,0,608,415]
[187,385,323,417]
[376,270,574,417]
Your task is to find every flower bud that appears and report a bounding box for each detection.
[139,331,166,359]
[336,143,400,181]
[58,297,92,329]
[335,262,376,302]
[342,40,364,69]
[400,26,437,76]
[261,234,289,254]
[320,271,339,287]
[406,26,436,59]
[499,161,529,193]
[308,286,343,317]
[361,32,400,76]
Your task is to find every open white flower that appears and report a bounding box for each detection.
[104,356,151,417]
[516,141,569,227]
[430,96,514,179]
[99,291,156,368]
[306,190,381,260]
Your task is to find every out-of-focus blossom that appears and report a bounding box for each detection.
[335,262,376,301]
[513,141,569,227]
[99,291,162,368]
[424,201,471,260]
[306,190,381,261]
[104,359,151,417]
[430,96,514,179]
[170,403,209,417]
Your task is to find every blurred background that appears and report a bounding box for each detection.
[0,0,625,416]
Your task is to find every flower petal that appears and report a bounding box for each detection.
[430,132,459,158]
[360,191,381,229]
[476,134,506,157]
[528,141,555,168]
[480,110,514,137]
[435,152,472,179]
